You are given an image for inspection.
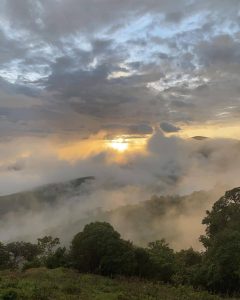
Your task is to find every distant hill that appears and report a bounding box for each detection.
[0,175,225,249]
[65,187,224,249]
[0,176,94,216]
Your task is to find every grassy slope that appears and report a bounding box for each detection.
[0,268,232,300]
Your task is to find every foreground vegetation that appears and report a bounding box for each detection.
[0,187,240,298]
[0,267,226,300]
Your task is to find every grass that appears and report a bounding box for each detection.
[0,267,235,300]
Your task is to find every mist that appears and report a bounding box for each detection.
[0,131,239,250]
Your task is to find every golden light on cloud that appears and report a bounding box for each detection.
[57,139,106,162]
[179,121,240,140]
[108,138,129,152]
[55,133,150,163]
[106,135,150,154]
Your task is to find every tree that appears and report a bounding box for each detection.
[46,247,69,269]
[134,247,151,278]
[37,236,60,266]
[199,187,240,294]
[71,222,136,276]
[174,248,202,286]
[200,187,240,248]
[147,239,176,282]
[6,242,41,267]
[0,242,11,270]
[37,236,60,256]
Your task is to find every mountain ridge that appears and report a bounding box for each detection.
[0,176,95,216]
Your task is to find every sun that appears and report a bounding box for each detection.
[108,138,129,152]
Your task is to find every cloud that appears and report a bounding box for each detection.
[0,0,239,141]
[160,122,181,133]
[196,34,240,68]
[103,123,153,135]
[0,132,239,249]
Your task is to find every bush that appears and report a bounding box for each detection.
[0,289,18,300]
[22,258,42,271]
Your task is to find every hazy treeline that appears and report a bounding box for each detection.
[0,179,224,250]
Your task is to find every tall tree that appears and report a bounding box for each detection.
[199,187,240,294]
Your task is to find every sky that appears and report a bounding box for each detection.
[0,0,240,194]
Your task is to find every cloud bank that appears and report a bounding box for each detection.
[0,132,239,249]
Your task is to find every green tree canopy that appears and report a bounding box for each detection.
[70,222,136,276]
[199,187,240,294]
[6,241,41,263]
[174,248,202,286]
[0,242,11,270]
[147,239,176,282]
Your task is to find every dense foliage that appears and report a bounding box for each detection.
[0,187,240,297]
[71,222,136,276]
[198,187,240,294]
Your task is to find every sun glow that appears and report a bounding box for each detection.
[109,138,129,152]
[56,133,149,163]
